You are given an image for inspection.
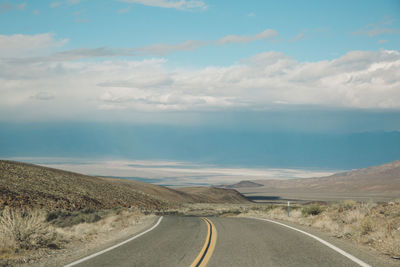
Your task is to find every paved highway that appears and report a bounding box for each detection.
[66,216,392,267]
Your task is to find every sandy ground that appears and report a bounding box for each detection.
[16,215,157,267]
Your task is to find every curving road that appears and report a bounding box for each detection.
[66,216,392,267]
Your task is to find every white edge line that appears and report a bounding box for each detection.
[248,216,371,267]
[64,216,164,267]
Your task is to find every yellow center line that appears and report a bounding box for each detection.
[190,217,217,267]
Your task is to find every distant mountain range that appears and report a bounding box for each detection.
[226,160,400,193]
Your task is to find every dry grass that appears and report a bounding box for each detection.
[0,207,145,265]
[239,199,400,259]
[0,207,59,259]
[56,208,143,243]
[161,203,253,217]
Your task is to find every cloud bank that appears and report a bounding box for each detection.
[0,29,277,62]
[0,33,68,58]
[1,33,400,121]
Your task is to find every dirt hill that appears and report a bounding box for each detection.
[0,160,250,211]
[177,186,252,203]
[100,177,199,203]
[223,180,264,189]
[102,178,250,204]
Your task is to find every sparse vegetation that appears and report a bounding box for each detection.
[239,199,400,259]
[46,208,104,228]
[301,204,324,216]
[0,207,146,265]
[160,200,400,259]
[1,199,400,264]
[0,207,59,260]
[0,160,172,211]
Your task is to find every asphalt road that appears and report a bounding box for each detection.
[68,216,388,267]
[209,217,359,267]
[72,216,205,267]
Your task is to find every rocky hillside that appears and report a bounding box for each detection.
[0,160,250,211]
[0,160,170,211]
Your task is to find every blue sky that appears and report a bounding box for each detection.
[1,0,399,65]
[1,0,400,170]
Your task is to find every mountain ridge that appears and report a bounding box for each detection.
[0,160,250,211]
[228,160,400,193]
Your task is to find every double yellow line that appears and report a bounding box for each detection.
[190,217,217,267]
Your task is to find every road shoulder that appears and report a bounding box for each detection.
[19,215,158,267]
[242,215,399,267]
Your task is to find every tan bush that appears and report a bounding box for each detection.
[56,208,144,243]
[342,200,357,210]
[381,236,400,257]
[302,204,324,216]
[359,217,374,235]
[0,207,59,252]
[312,215,340,234]
[342,209,365,224]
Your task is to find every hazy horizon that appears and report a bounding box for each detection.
[3,156,339,186]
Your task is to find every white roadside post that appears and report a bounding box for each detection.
[287,201,290,217]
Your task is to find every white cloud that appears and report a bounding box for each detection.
[118,7,130,13]
[136,29,277,54]
[355,27,395,37]
[120,0,207,10]
[30,92,55,101]
[1,30,277,62]
[50,0,81,8]
[1,34,400,121]
[290,32,305,42]
[66,0,81,5]
[353,16,396,37]
[97,73,173,88]
[0,33,68,58]
[137,40,207,56]
[50,2,61,8]
[217,29,278,45]
[0,2,25,13]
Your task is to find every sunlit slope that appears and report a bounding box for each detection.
[0,160,250,211]
[0,160,171,210]
[101,178,251,204]
[245,160,400,193]
[176,186,252,203]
